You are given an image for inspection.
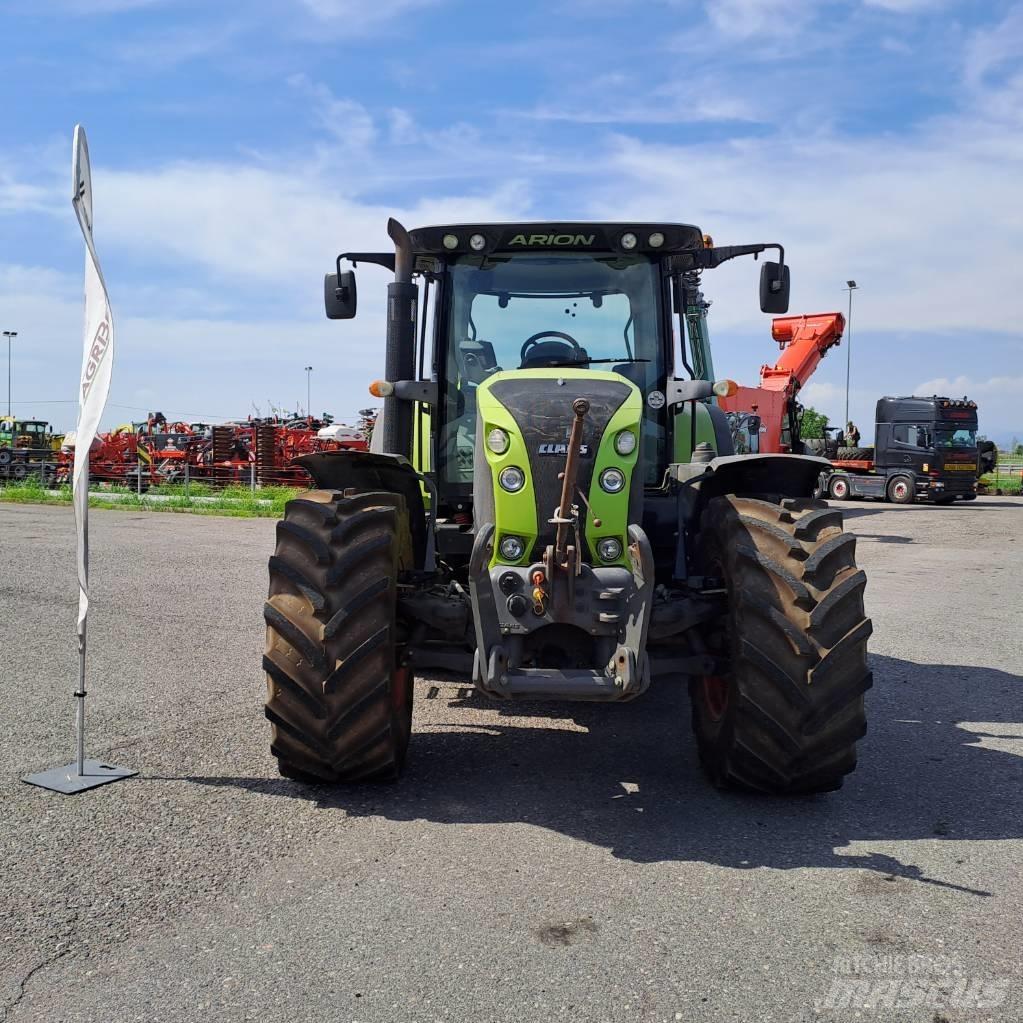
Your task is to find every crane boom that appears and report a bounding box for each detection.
[762,312,846,393]
[719,311,845,453]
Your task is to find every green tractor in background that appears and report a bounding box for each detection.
[263,220,872,792]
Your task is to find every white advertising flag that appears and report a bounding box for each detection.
[22,126,135,792]
[71,124,114,640]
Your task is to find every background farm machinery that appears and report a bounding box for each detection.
[50,412,368,488]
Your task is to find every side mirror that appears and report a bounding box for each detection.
[324,270,357,320]
[759,261,790,314]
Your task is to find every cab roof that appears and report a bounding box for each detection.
[409,222,705,257]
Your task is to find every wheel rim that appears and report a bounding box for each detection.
[702,675,730,721]
[833,480,847,498]
[893,481,908,500]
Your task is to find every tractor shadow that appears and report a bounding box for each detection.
[185,654,1022,891]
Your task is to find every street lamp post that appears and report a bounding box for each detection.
[3,330,17,416]
[305,366,313,418]
[842,282,858,428]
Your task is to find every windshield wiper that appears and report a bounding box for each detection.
[539,357,651,367]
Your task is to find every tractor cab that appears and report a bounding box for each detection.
[438,245,669,490]
[0,418,51,454]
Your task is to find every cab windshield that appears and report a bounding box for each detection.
[440,252,665,484]
[934,427,977,450]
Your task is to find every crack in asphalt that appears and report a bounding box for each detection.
[2,948,70,1023]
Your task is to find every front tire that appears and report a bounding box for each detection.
[886,476,914,504]
[263,489,414,783]
[828,475,850,500]
[690,496,872,793]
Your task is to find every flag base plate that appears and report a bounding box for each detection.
[22,759,137,795]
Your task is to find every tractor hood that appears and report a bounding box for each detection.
[472,369,643,567]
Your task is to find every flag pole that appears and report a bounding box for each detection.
[76,623,86,776]
[23,125,136,795]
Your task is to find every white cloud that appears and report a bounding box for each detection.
[0,175,55,216]
[295,0,441,25]
[19,0,164,11]
[863,0,944,10]
[114,22,243,69]
[915,375,1023,399]
[288,75,377,148]
[964,5,1023,86]
[514,98,760,126]
[0,143,532,430]
[704,0,816,40]
[582,108,1023,338]
[94,161,530,299]
[913,376,1023,442]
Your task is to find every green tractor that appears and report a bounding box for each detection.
[263,220,872,792]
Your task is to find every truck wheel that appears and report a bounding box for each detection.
[690,496,872,793]
[828,476,850,500]
[263,489,414,783]
[886,476,914,504]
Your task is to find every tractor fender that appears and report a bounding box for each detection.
[693,453,831,508]
[296,449,428,569]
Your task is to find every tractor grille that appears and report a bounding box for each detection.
[487,377,631,558]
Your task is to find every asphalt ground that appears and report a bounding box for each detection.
[1,496,1021,1023]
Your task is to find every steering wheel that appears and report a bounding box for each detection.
[520,330,583,364]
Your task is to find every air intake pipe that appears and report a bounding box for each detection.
[381,217,417,458]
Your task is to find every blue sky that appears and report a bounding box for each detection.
[2,0,1021,441]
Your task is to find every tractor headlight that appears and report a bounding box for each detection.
[469,233,486,251]
[599,467,626,493]
[648,231,665,248]
[499,466,526,492]
[620,231,638,250]
[596,537,623,562]
[499,535,525,561]
[487,428,510,454]
[614,429,636,456]
[442,233,459,250]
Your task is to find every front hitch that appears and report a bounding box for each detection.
[468,522,655,702]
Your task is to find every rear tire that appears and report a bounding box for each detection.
[263,489,414,783]
[886,476,914,504]
[690,496,872,793]
[837,446,871,460]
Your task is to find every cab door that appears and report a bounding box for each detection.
[888,423,929,474]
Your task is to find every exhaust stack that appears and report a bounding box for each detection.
[381,217,417,458]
